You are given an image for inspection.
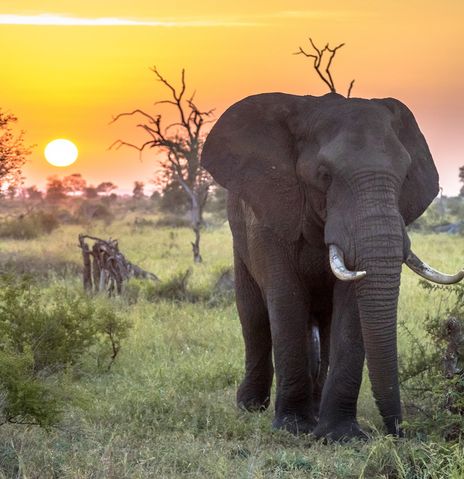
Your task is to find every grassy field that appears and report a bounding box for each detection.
[0,212,463,478]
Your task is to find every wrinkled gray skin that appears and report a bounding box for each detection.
[201,92,439,441]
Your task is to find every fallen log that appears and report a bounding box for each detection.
[78,234,159,295]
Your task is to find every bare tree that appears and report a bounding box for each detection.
[111,67,214,263]
[295,38,355,98]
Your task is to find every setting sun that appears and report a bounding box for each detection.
[44,139,78,167]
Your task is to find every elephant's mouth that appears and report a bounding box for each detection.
[329,243,464,284]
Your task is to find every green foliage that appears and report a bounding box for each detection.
[207,265,235,306]
[359,436,464,479]
[0,210,59,239]
[155,213,191,228]
[0,349,62,428]
[410,197,464,233]
[400,281,464,440]
[74,200,114,225]
[93,299,132,371]
[123,266,234,306]
[0,275,131,427]
[204,185,227,220]
[0,251,80,279]
[160,180,190,213]
[130,269,201,303]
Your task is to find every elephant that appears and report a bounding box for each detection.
[201,92,464,441]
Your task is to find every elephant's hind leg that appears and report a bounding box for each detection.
[235,254,273,412]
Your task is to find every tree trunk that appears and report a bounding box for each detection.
[190,198,203,263]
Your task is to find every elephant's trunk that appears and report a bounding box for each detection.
[352,174,404,435]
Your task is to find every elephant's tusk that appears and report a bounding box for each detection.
[329,245,367,281]
[405,251,464,285]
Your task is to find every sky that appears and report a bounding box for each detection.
[2,1,464,195]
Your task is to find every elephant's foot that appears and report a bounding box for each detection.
[312,419,368,442]
[272,414,316,435]
[237,382,270,412]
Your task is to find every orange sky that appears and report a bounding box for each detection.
[2,1,464,194]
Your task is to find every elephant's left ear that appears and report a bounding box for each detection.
[376,98,439,225]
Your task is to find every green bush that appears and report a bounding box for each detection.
[0,252,80,279]
[207,265,235,306]
[0,211,59,239]
[123,267,235,306]
[145,269,198,302]
[204,185,227,220]
[124,271,196,304]
[155,214,191,228]
[0,349,62,428]
[0,275,131,427]
[400,281,464,440]
[75,200,113,224]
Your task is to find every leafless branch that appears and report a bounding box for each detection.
[347,79,355,98]
[110,109,158,125]
[153,100,178,107]
[295,37,355,97]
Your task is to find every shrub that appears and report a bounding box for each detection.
[123,266,235,306]
[204,185,227,220]
[133,217,156,229]
[0,349,62,428]
[0,275,131,427]
[0,252,80,279]
[160,181,190,214]
[93,299,132,371]
[75,200,113,224]
[123,269,201,303]
[0,211,59,239]
[155,214,191,228]
[207,266,235,306]
[400,281,464,440]
[145,269,196,302]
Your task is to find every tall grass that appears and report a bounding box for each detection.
[0,220,462,478]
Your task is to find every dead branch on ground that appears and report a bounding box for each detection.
[78,234,159,295]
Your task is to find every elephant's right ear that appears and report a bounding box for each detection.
[201,93,307,241]
[376,98,440,225]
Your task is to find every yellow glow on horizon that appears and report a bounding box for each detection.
[44,139,79,167]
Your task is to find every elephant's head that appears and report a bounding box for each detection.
[201,92,463,434]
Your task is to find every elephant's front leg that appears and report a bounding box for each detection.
[268,287,316,434]
[313,281,366,441]
[235,254,274,412]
